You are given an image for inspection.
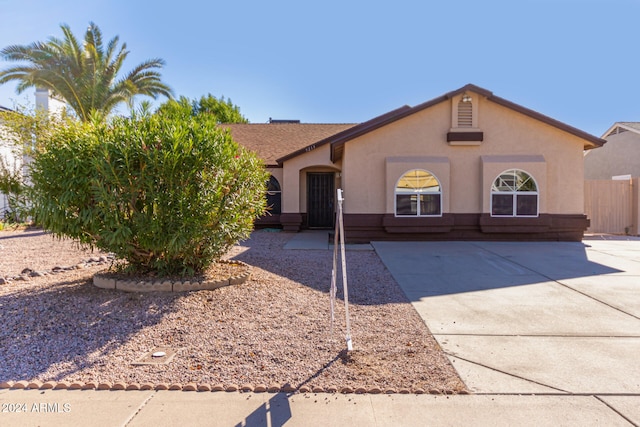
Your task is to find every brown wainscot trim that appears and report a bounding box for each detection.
[279,213,303,232]
[382,214,455,233]
[479,214,551,233]
[447,131,483,142]
[255,214,281,229]
[335,213,589,242]
[550,214,591,231]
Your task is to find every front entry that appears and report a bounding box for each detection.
[307,172,335,228]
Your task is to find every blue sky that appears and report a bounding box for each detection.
[0,0,637,136]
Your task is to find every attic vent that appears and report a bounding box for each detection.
[606,127,628,138]
[457,99,472,127]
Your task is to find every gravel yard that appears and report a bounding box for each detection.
[0,228,465,393]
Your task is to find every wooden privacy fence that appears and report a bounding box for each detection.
[584,178,639,235]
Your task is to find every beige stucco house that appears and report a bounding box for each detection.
[226,84,605,241]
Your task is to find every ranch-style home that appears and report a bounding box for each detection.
[226,84,605,242]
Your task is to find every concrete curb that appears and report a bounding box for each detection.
[93,260,251,292]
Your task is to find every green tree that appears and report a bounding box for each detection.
[157,94,249,123]
[29,104,267,277]
[0,22,173,122]
[194,94,248,123]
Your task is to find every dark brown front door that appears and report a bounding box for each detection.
[307,172,335,228]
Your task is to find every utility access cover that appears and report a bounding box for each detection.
[132,347,177,365]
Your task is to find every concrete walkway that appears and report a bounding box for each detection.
[2,235,640,426]
[1,389,638,426]
[284,230,373,251]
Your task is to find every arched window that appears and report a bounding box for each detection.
[491,169,538,217]
[266,175,281,214]
[395,169,442,216]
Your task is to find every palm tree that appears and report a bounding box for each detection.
[0,22,173,121]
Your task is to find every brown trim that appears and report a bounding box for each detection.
[273,121,377,165]
[279,213,303,232]
[446,85,604,149]
[479,214,552,233]
[255,214,281,228]
[486,93,605,150]
[447,131,484,142]
[313,213,589,242]
[382,214,455,233]
[327,106,414,163]
[328,106,417,163]
[275,107,412,165]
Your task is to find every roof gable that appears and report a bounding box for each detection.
[328,84,605,162]
[223,85,606,166]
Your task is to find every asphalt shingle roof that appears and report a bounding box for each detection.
[223,123,356,166]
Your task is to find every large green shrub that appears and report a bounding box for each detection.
[29,109,267,276]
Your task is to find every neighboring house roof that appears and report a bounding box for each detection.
[0,105,13,113]
[223,123,356,167]
[585,121,640,179]
[601,122,640,138]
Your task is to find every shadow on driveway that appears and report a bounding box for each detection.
[372,241,622,298]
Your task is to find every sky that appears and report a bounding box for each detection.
[0,0,638,137]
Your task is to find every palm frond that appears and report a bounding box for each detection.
[0,22,172,121]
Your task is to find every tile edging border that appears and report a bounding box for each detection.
[93,260,251,292]
[0,380,467,395]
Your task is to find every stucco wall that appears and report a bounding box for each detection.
[340,91,587,216]
[266,167,283,189]
[584,131,640,180]
[280,144,341,213]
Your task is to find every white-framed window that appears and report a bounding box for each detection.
[491,169,538,217]
[266,175,281,214]
[395,169,442,217]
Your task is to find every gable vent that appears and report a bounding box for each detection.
[457,99,472,127]
[605,126,628,138]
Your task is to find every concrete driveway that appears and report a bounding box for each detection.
[372,238,640,395]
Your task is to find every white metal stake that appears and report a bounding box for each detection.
[337,189,353,351]
[329,211,339,334]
